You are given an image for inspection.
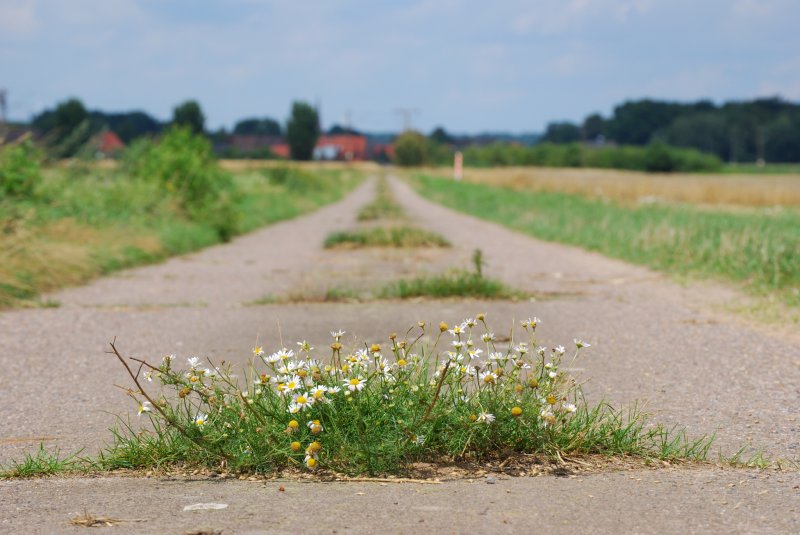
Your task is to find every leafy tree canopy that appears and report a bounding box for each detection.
[233,117,282,137]
[286,101,320,161]
[172,100,205,134]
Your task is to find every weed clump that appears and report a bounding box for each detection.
[357,177,405,221]
[103,316,712,476]
[324,226,450,249]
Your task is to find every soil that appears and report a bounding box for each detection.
[0,175,798,534]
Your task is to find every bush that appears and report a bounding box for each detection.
[461,141,722,173]
[122,127,239,240]
[393,131,428,166]
[0,140,42,198]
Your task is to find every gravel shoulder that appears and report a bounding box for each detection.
[0,174,797,533]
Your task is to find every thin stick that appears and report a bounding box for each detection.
[422,361,450,421]
[108,340,229,460]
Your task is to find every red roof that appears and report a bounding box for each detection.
[99,131,125,153]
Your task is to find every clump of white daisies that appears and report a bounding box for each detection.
[106,314,709,475]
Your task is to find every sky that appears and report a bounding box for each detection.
[1,0,799,133]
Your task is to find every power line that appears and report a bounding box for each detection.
[393,107,420,131]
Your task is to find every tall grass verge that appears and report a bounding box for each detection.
[0,153,362,307]
[411,174,800,308]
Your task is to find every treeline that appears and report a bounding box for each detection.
[26,98,320,160]
[394,132,722,172]
[541,97,800,163]
[459,142,722,172]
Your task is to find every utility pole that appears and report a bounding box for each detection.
[394,107,420,132]
[0,89,7,141]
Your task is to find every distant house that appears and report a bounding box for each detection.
[87,129,125,158]
[314,134,367,161]
[224,135,288,158]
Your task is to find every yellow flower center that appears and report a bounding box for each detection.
[190,376,199,383]
[306,457,317,468]
[469,414,477,422]
[296,396,307,404]
[397,359,407,367]
[308,441,322,452]
[288,420,299,429]
[546,395,557,405]
[314,390,324,399]
[196,419,204,426]
[297,370,308,378]
[349,378,360,386]
[370,344,381,353]
[511,406,523,417]
[291,441,301,451]
[483,375,494,384]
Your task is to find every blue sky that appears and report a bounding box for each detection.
[1,0,799,133]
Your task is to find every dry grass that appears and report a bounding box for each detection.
[219,159,381,173]
[0,219,164,306]
[451,167,800,208]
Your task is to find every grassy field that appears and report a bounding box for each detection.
[438,166,800,207]
[410,173,800,309]
[0,164,361,307]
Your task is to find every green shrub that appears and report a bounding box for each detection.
[393,131,428,166]
[122,127,239,240]
[0,140,42,198]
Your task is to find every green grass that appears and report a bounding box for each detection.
[0,166,362,308]
[357,176,406,221]
[411,173,800,308]
[324,226,450,249]
[380,270,525,300]
[0,445,81,479]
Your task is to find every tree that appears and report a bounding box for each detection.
[233,117,282,137]
[429,126,452,145]
[172,100,205,134]
[53,98,88,137]
[286,102,320,161]
[582,114,606,141]
[393,131,428,166]
[327,124,361,136]
[541,121,581,143]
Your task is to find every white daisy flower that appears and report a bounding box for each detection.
[137,401,152,416]
[479,371,498,385]
[574,339,590,349]
[194,412,208,428]
[187,357,201,369]
[476,412,496,424]
[344,377,366,392]
[481,332,496,342]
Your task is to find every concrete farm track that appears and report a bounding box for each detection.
[1,176,797,534]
